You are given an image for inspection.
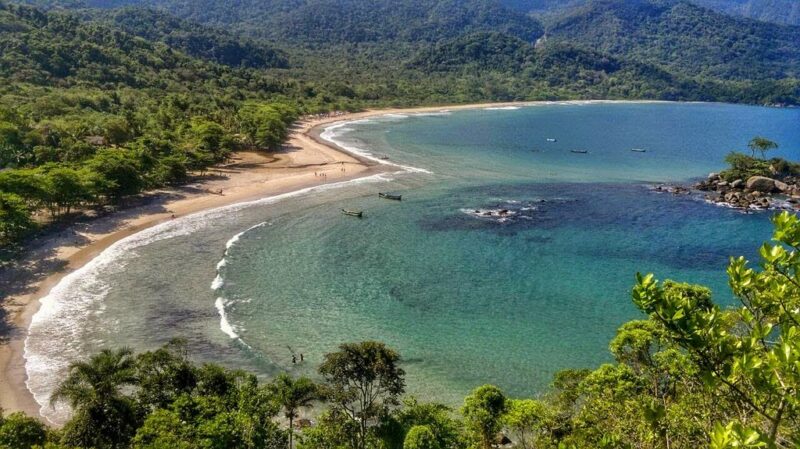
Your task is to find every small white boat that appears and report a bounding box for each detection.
[546,138,557,142]
[631,148,647,153]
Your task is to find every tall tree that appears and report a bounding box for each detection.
[403,425,440,449]
[319,341,406,449]
[748,136,779,160]
[504,399,551,449]
[51,347,140,448]
[135,338,198,412]
[269,373,320,449]
[633,211,800,448]
[0,192,34,246]
[461,385,507,449]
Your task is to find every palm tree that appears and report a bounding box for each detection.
[269,373,319,449]
[748,136,779,160]
[51,347,139,448]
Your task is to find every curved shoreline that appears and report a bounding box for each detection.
[0,99,673,421]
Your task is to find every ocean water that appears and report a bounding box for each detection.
[26,102,800,423]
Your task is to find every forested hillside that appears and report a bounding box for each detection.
[22,0,546,44]
[0,1,331,248]
[2,0,800,248]
[501,0,800,26]
[691,0,800,27]
[20,0,800,95]
[88,7,288,69]
[545,0,800,81]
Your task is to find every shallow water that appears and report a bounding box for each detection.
[27,102,800,422]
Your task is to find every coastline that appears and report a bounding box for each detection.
[0,99,671,421]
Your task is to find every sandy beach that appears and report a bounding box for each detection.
[0,99,663,420]
[0,109,389,419]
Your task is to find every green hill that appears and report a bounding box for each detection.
[91,7,288,69]
[545,0,800,81]
[501,0,800,26]
[690,0,800,27]
[22,0,546,44]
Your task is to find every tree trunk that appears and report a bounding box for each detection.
[288,416,294,449]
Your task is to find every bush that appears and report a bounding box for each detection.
[0,192,35,245]
[720,152,771,181]
[403,425,440,449]
[0,412,48,449]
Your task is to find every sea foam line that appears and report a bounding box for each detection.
[211,116,435,346]
[26,108,431,424]
[320,121,433,174]
[25,169,397,425]
[208,172,398,344]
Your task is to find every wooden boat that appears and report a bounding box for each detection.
[571,150,588,154]
[341,209,363,218]
[631,148,647,153]
[546,138,557,142]
[378,193,402,201]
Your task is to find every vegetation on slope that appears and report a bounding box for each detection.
[501,0,800,27]
[22,0,546,44]
[0,1,338,249]
[14,0,800,107]
[545,0,800,81]
[690,0,800,27]
[90,7,289,69]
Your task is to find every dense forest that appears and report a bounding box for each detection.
[2,214,800,448]
[0,1,321,249]
[544,0,800,81]
[500,0,800,26]
[4,0,799,250]
[676,0,800,26]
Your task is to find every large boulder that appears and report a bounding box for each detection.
[731,179,744,189]
[746,176,778,193]
[775,180,791,193]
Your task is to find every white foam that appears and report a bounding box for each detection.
[25,169,395,425]
[484,106,520,110]
[211,274,224,290]
[320,122,433,174]
[412,111,452,116]
[215,297,239,339]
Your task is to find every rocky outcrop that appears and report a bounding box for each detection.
[692,173,800,211]
[746,176,778,193]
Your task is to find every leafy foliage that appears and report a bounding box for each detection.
[319,341,406,449]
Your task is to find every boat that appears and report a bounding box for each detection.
[341,209,363,218]
[631,148,647,153]
[378,155,390,160]
[571,150,588,154]
[378,192,402,201]
[546,138,557,142]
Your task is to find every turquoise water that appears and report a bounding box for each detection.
[27,102,800,422]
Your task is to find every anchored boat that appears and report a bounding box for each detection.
[631,148,647,153]
[571,150,588,154]
[341,209,363,218]
[378,193,402,201]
